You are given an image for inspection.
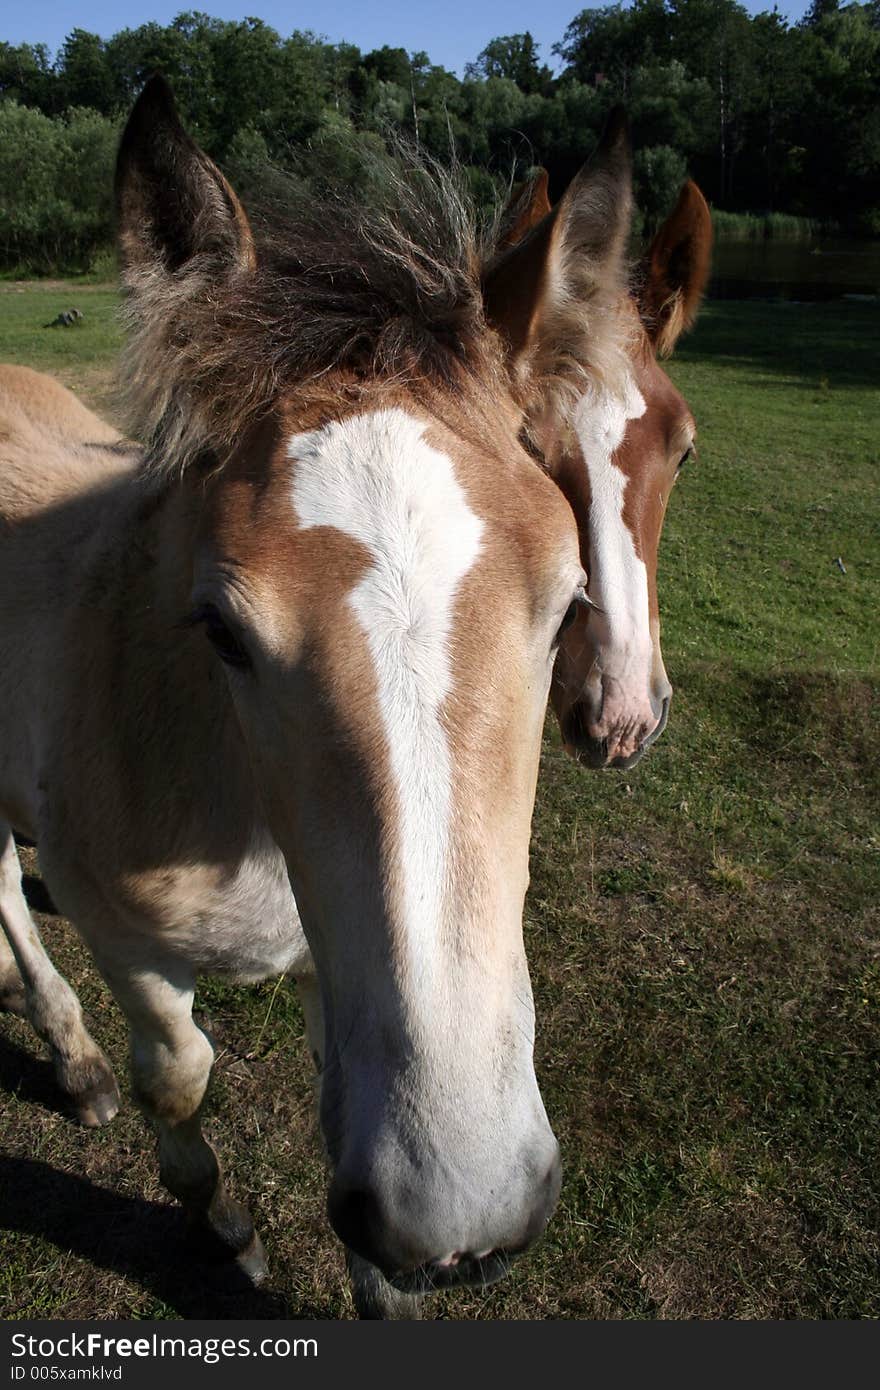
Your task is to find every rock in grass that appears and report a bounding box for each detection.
[43,308,83,328]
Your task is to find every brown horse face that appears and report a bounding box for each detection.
[520,175,713,770]
[114,81,643,1289]
[549,346,696,768]
[194,398,579,1283]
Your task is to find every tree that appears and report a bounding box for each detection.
[802,0,841,24]
[796,1,880,227]
[1,2,878,274]
[634,143,688,231]
[0,42,57,112]
[665,0,755,202]
[56,29,118,113]
[209,18,284,150]
[0,102,118,272]
[744,10,803,210]
[466,33,553,95]
[555,1,671,94]
[105,22,200,109]
[361,46,412,87]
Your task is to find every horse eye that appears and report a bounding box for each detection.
[192,604,251,670]
[677,446,693,473]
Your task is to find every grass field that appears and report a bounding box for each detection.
[0,281,122,417]
[0,287,878,1319]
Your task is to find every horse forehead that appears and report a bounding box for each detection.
[206,403,576,606]
[288,408,482,552]
[272,404,573,568]
[569,355,692,498]
[302,408,578,590]
[574,369,647,470]
[624,354,694,458]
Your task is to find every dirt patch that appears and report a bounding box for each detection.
[0,282,116,295]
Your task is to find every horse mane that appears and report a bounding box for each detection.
[119,146,516,477]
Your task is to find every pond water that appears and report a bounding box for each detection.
[710,237,880,301]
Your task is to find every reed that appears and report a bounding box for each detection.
[711,209,829,241]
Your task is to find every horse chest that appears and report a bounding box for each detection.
[44,827,313,985]
[165,847,312,982]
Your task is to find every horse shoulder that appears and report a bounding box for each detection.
[6,475,308,979]
[0,364,121,447]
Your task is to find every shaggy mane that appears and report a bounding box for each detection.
[119,144,635,478]
[121,149,508,475]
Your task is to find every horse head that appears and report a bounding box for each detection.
[486,121,712,769]
[114,80,655,1288]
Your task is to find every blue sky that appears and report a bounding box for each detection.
[4,1,815,77]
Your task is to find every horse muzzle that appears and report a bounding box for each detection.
[327,1139,562,1288]
[563,690,671,770]
[389,1249,518,1295]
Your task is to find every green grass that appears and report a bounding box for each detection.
[0,291,878,1319]
[0,280,123,416]
[711,210,828,241]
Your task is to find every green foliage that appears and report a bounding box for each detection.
[1,6,878,274]
[557,0,879,216]
[56,28,117,112]
[465,31,554,95]
[0,41,56,110]
[711,210,825,240]
[0,102,118,273]
[634,144,688,231]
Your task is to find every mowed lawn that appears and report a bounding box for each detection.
[0,287,877,1319]
[0,281,123,416]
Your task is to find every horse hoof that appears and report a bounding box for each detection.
[74,1079,121,1127]
[236,1231,269,1287]
[55,1047,120,1126]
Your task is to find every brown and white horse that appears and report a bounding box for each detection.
[488,135,712,768]
[0,88,710,1318]
[0,81,659,1318]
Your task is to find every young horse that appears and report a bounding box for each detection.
[486,137,712,768]
[0,80,644,1317]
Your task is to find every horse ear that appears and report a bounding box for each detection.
[483,108,632,422]
[116,75,255,280]
[639,180,712,357]
[497,168,552,253]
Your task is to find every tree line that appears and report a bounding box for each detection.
[1,1,878,274]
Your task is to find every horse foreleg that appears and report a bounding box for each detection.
[0,923,25,1015]
[0,824,120,1124]
[296,973,425,1320]
[104,959,267,1286]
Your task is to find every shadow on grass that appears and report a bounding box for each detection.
[13,831,59,914]
[0,1148,330,1319]
[0,1042,325,1319]
[675,301,880,390]
[0,1032,67,1118]
[22,875,58,916]
[678,663,878,770]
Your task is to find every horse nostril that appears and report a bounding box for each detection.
[642,692,671,750]
[328,1180,439,1279]
[327,1185,392,1271]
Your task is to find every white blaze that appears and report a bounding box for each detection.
[289,409,483,971]
[573,376,652,708]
